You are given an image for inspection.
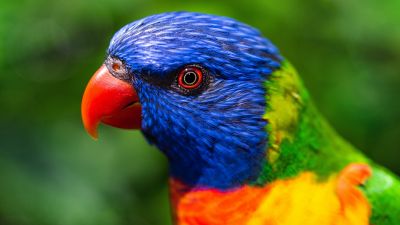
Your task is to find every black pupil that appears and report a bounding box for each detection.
[183,71,198,85]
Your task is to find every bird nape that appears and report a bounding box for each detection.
[80,12,400,225]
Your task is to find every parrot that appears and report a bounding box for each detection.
[80,12,400,225]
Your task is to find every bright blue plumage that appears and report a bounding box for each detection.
[107,12,282,189]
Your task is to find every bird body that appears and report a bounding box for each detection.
[81,12,400,224]
[169,61,400,225]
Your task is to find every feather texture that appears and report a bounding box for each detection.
[102,12,400,224]
[171,164,371,225]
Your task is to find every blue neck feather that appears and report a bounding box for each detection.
[138,78,269,189]
[107,12,282,190]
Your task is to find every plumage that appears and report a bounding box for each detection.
[170,164,371,225]
[81,12,400,225]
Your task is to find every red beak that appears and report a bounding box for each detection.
[81,65,141,139]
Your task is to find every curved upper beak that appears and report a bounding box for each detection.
[81,65,141,139]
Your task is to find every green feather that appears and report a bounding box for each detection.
[253,60,400,223]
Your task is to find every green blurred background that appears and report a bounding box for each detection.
[0,0,399,224]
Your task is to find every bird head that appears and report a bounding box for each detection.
[81,12,282,189]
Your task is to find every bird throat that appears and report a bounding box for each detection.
[140,81,270,190]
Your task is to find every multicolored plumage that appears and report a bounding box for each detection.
[80,12,400,225]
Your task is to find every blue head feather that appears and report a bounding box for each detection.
[107,12,282,190]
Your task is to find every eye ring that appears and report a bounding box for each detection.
[105,56,131,81]
[178,66,203,89]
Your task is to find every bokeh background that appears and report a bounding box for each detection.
[0,0,399,224]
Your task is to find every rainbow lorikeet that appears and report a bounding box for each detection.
[81,12,400,225]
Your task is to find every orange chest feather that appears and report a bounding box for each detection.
[170,164,372,225]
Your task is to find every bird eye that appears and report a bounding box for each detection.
[105,57,131,81]
[112,62,121,72]
[178,66,203,89]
